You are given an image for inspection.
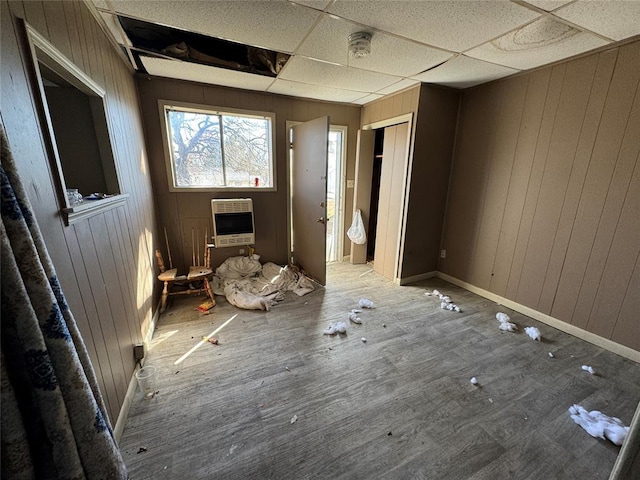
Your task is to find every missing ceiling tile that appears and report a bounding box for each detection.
[117,16,290,77]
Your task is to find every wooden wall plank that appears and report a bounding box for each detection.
[516,57,596,310]
[505,64,566,299]
[61,1,83,67]
[74,220,127,407]
[568,43,640,329]
[471,76,527,289]
[21,0,48,37]
[41,0,72,60]
[490,70,548,296]
[63,226,119,420]
[543,49,618,316]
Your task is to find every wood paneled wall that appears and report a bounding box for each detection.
[440,40,640,351]
[136,76,361,271]
[361,85,460,280]
[1,0,157,422]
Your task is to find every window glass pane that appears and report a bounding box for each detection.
[167,109,223,187]
[222,115,271,188]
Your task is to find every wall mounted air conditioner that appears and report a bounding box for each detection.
[211,198,255,247]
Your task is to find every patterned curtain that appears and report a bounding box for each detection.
[1,127,128,479]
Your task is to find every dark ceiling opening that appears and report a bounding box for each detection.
[118,16,290,77]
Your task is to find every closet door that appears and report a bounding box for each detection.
[373,122,409,280]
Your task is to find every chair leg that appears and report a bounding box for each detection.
[161,280,170,312]
[202,277,215,306]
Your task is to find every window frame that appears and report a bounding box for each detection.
[24,21,126,226]
[158,100,277,192]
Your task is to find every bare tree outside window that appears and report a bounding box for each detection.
[165,106,273,189]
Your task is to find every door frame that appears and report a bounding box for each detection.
[353,113,414,283]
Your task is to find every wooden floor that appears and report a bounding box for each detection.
[119,263,640,479]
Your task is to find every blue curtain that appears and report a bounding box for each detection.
[1,127,128,479]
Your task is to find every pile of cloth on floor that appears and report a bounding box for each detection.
[211,255,314,311]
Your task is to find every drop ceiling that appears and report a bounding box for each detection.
[94,0,640,105]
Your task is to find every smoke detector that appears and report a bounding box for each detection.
[348,32,372,58]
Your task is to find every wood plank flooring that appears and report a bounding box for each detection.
[119,263,640,479]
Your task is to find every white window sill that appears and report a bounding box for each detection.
[62,194,128,226]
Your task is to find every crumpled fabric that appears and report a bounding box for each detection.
[212,256,314,310]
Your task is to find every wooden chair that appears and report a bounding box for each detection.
[155,239,215,313]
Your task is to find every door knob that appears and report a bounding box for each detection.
[317,217,325,224]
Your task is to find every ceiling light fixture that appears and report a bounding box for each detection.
[348,32,372,58]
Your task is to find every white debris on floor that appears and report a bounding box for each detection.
[361,337,367,343]
[440,302,461,312]
[426,288,462,311]
[524,326,541,341]
[348,309,362,324]
[496,312,517,332]
[470,377,479,385]
[582,365,596,375]
[548,352,555,358]
[568,405,629,446]
[359,298,374,309]
[290,415,298,424]
[323,321,347,335]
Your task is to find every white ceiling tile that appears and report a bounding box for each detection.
[296,15,453,77]
[92,0,111,10]
[375,79,420,96]
[554,0,640,41]
[141,57,275,91]
[352,93,385,105]
[327,0,541,52]
[467,16,609,70]
[280,56,401,92]
[522,0,574,12]
[267,79,368,103]
[412,55,519,89]
[109,0,321,53]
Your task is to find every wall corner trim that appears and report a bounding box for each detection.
[437,272,640,364]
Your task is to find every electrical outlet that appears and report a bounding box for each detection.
[440,249,447,259]
[239,248,245,255]
[133,344,145,361]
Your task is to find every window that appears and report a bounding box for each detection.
[160,102,276,191]
[25,23,125,226]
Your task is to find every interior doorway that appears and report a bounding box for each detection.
[326,126,347,263]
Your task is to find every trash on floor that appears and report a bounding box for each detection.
[359,298,374,309]
[568,404,629,446]
[202,336,219,345]
[196,300,215,312]
[361,337,367,343]
[524,326,541,341]
[548,352,555,358]
[581,365,596,375]
[137,447,147,454]
[440,302,461,312]
[348,310,362,324]
[470,377,479,385]
[290,415,298,424]
[323,321,347,335]
[496,312,517,331]
[426,289,452,303]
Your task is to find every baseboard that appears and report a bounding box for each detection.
[342,255,351,262]
[398,270,438,286]
[113,369,138,443]
[113,304,160,443]
[437,272,640,364]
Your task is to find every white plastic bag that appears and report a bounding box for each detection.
[347,209,367,245]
